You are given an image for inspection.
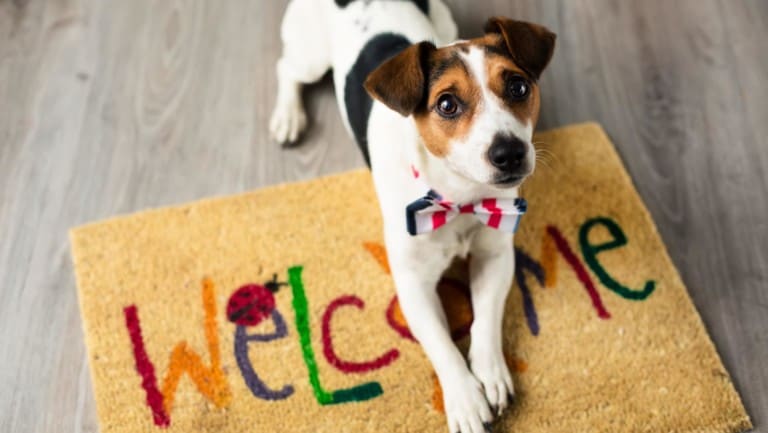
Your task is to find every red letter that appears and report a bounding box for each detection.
[322,295,400,373]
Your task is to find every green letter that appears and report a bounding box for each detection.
[579,217,655,300]
[288,266,383,404]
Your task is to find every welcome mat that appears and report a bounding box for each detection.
[70,123,751,433]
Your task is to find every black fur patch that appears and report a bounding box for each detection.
[411,0,429,15]
[428,52,464,85]
[344,33,412,166]
[334,0,429,16]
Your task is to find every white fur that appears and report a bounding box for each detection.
[272,2,524,432]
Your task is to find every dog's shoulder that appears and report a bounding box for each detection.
[345,33,413,165]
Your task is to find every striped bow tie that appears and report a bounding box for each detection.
[405,189,528,235]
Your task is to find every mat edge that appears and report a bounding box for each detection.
[562,123,754,432]
[68,229,118,433]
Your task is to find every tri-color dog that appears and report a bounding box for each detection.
[270,1,555,432]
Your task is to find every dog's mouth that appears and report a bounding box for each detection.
[493,173,527,187]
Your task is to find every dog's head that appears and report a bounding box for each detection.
[365,17,555,189]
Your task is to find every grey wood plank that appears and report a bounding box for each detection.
[0,1,765,432]
[0,0,98,432]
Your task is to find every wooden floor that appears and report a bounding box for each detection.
[1,0,766,431]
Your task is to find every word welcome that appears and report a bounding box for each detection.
[123,216,655,427]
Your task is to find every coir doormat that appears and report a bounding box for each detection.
[70,123,751,433]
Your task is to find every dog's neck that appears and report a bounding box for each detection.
[410,130,521,204]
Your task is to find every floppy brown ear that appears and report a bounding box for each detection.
[364,41,436,116]
[484,17,556,79]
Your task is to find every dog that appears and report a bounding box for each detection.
[270,1,555,432]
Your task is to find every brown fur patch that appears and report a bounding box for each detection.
[484,48,541,127]
[364,41,435,116]
[484,17,556,80]
[413,47,481,158]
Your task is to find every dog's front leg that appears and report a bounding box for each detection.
[468,230,516,415]
[390,249,493,433]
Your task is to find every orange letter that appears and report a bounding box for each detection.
[160,278,232,413]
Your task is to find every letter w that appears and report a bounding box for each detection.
[123,278,232,427]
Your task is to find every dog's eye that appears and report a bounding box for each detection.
[507,76,530,100]
[436,94,460,118]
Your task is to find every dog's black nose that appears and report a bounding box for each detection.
[487,134,527,172]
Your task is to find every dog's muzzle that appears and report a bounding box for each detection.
[487,133,530,184]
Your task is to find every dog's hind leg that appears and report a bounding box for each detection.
[428,0,459,45]
[269,0,332,145]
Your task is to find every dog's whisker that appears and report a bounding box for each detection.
[534,147,560,168]
[533,151,556,172]
[534,149,553,162]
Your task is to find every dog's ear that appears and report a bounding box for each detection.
[364,41,436,117]
[484,17,556,79]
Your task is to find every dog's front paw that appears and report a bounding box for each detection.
[442,372,494,433]
[469,350,515,416]
[269,100,307,145]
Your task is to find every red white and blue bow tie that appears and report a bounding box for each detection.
[405,189,527,235]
